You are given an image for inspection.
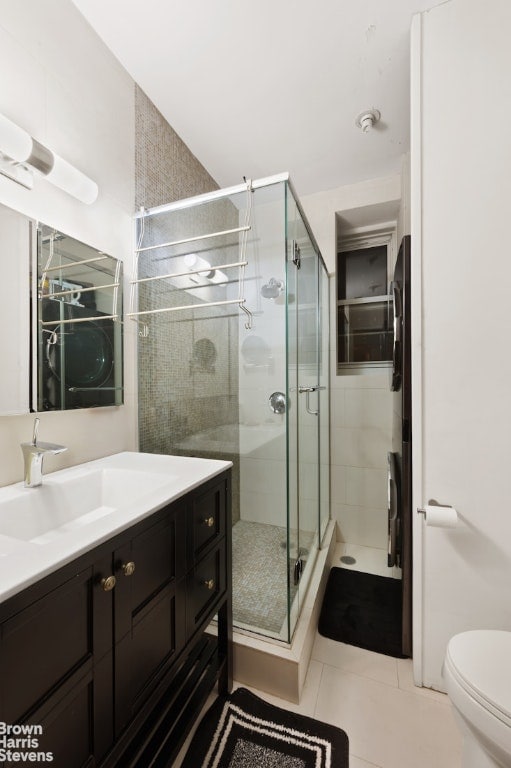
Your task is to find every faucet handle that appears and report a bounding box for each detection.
[32,417,40,446]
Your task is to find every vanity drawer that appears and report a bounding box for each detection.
[186,541,226,638]
[188,476,227,566]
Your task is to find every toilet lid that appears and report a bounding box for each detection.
[446,630,511,724]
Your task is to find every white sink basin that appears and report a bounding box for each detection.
[0,451,231,603]
[0,468,178,544]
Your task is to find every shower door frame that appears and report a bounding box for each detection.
[134,173,330,645]
[285,180,330,643]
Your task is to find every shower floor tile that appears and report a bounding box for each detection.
[232,519,314,636]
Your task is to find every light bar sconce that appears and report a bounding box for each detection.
[0,112,98,204]
[184,253,228,285]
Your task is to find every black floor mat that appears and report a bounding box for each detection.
[180,687,349,767]
[318,567,406,658]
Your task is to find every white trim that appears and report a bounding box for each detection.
[136,172,290,218]
[338,221,397,249]
[410,11,424,687]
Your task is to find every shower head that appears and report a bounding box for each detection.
[260,278,284,299]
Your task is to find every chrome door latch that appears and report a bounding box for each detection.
[297,385,326,415]
[293,557,304,585]
[292,240,301,269]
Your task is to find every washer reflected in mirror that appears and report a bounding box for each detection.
[36,225,123,410]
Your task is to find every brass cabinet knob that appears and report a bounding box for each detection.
[203,578,215,590]
[101,575,116,592]
[122,561,136,577]
[203,516,215,528]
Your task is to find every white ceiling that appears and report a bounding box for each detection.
[72,0,437,198]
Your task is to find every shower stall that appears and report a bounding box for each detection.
[132,173,330,644]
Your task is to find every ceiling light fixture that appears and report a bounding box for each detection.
[355,109,381,133]
[0,112,98,204]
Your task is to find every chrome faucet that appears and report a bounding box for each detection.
[21,418,67,488]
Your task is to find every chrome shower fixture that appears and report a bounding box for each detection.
[260,277,284,299]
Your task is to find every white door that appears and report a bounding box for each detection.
[411,0,511,690]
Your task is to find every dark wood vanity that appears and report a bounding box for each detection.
[0,470,232,768]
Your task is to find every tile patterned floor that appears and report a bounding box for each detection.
[232,519,314,635]
[174,634,462,768]
[175,541,463,767]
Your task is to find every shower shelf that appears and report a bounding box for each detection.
[128,180,254,332]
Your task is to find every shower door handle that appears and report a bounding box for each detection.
[298,385,325,416]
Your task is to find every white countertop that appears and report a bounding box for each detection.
[0,452,231,604]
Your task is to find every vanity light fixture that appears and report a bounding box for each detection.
[0,111,98,204]
[184,253,228,285]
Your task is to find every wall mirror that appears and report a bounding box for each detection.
[35,225,123,410]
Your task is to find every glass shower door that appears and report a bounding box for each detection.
[319,261,330,544]
[286,188,322,639]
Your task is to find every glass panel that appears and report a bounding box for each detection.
[319,263,330,543]
[339,245,388,299]
[286,185,320,640]
[36,225,123,410]
[136,178,330,645]
[285,188,300,644]
[338,298,393,365]
[237,183,289,641]
[137,182,291,642]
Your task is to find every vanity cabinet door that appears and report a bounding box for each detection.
[187,476,227,567]
[0,554,114,767]
[113,502,187,735]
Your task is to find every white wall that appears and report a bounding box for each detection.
[412,0,511,690]
[0,0,137,486]
[300,174,401,274]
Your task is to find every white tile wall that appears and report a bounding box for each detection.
[329,277,393,550]
[332,427,390,469]
[334,503,388,549]
[345,467,387,508]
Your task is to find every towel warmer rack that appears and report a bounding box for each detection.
[127,180,254,333]
[39,231,122,331]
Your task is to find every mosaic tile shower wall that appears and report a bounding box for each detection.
[135,86,240,521]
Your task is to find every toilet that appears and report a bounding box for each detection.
[443,630,511,767]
